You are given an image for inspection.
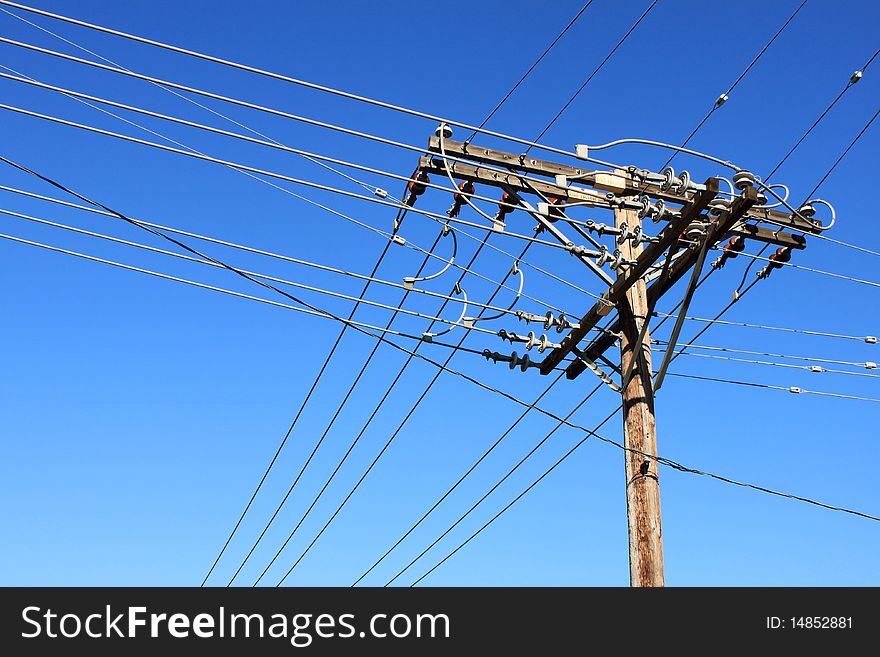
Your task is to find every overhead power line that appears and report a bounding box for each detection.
[224,229,451,586]
[381,381,603,586]
[663,371,880,403]
[0,101,606,306]
[805,105,880,200]
[467,0,596,139]
[0,185,536,318]
[663,0,809,169]
[0,0,616,163]
[0,68,595,222]
[530,0,660,146]
[0,208,505,336]
[652,311,877,344]
[256,240,531,587]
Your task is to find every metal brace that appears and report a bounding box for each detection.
[572,348,620,392]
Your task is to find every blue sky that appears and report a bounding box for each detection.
[0,0,877,586]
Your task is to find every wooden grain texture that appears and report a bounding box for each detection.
[615,205,664,588]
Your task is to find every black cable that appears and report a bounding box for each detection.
[387,381,604,586]
[409,404,620,586]
[529,0,660,148]
[805,105,880,200]
[351,369,568,586]
[465,0,596,141]
[410,387,880,585]
[200,173,415,585]
[242,234,494,586]
[767,45,880,181]
[662,0,808,170]
[262,240,531,587]
[223,227,446,585]
[200,244,394,585]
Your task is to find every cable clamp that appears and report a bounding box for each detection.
[865,362,877,370]
[788,386,802,394]
[374,188,389,199]
[865,336,877,344]
[391,234,406,246]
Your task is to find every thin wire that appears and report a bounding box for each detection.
[663,371,880,403]
[0,2,613,163]
[529,0,660,147]
[0,104,575,314]
[656,339,878,369]
[410,388,880,586]
[0,208,503,336]
[732,248,880,289]
[8,221,877,591]
[670,351,880,380]
[662,0,808,169]
[653,312,875,343]
[261,241,531,587]
[352,369,570,586]
[385,382,604,586]
[0,102,604,305]
[0,230,499,358]
[408,276,877,583]
[466,0,596,140]
[0,11,384,195]
[0,184,561,321]
[805,105,880,200]
[0,69,589,220]
[224,230,450,586]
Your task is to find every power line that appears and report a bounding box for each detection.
[668,351,880,380]
[0,230,499,357]
[0,9,382,196]
[0,0,616,163]
[257,241,531,587]
[765,44,879,181]
[656,339,879,370]
[0,184,565,321]
[530,0,660,146]
[663,371,880,403]
[409,389,880,586]
[0,208,506,336]
[467,0,596,140]
[663,0,809,169]
[383,382,604,586]
[352,369,571,586]
[405,274,877,583]
[210,2,636,583]
[726,248,880,289]
[5,190,877,587]
[224,230,450,586]
[0,101,607,305]
[805,105,880,200]
[652,311,877,344]
[0,186,538,318]
[0,68,595,222]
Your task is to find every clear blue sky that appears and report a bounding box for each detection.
[0,0,877,586]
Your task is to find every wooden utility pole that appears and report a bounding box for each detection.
[614,203,664,587]
[419,134,812,587]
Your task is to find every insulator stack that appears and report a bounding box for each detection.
[447,180,474,218]
[757,247,792,279]
[405,170,429,206]
[495,190,517,223]
[713,235,746,269]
